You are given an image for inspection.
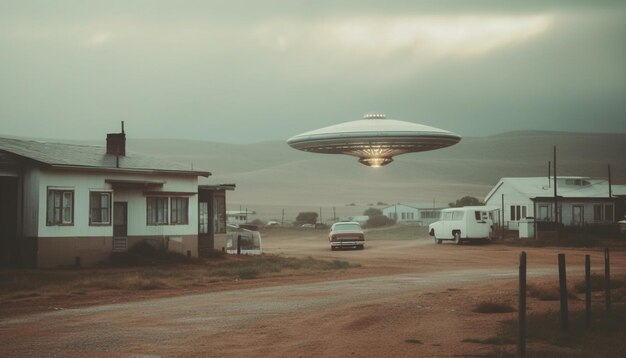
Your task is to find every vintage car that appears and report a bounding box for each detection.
[428,206,497,244]
[329,222,365,250]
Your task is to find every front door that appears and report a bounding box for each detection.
[0,177,18,266]
[572,205,584,226]
[113,202,128,237]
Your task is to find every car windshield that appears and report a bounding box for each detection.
[333,223,361,232]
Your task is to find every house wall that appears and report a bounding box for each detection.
[484,185,535,229]
[383,204,442,226]
[383,204,418,222]
[534,201,616,226]
[37,234,198,268]
[22,167,40,237]
[29,169,199,267]
[34,170,198,238]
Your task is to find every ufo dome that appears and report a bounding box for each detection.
[287,113,461,167]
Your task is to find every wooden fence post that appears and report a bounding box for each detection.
[585,254,591,329]
[518,251,527,358]
[237,235,242,255]
[558,253,569,330]
[605,248,611,312]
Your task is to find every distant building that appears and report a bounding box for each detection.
[226,210,250,225]
[483,176,626,229]
[0,130,234,268]
[382,203,446,226]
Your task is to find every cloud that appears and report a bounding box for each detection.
[253,14,554,61]
[86,32,112,47]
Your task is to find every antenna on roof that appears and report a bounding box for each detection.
[121,121,125,134]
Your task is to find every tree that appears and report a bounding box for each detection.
[363,207,383,217]
[295,212,318,225]
[365,215,395,228]
[448,196,482,208]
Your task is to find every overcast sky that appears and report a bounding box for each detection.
[1,1,624,143]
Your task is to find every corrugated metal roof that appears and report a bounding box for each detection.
[0,137,211,177]
[484,177,626,202]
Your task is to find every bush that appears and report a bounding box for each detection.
[472,301,516,314]
[365,214,395,228]
[363,208,383,217]
[295,212,318,226]
[109,241,192,266]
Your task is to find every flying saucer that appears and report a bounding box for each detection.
[287,113,461,167]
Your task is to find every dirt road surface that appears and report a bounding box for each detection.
[1,228,624,357]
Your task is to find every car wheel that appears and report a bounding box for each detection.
[433,234,442,245]
[359,245,364,250]
[453,232,461,245]
[331,246,336,251]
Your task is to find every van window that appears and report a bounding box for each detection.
[474,211,481,221]
[452,211,464,220]
[442,212,453,221]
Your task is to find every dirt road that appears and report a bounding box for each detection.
[1,228,624,357]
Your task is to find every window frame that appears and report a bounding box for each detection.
[146,196,169,225]
[604,203,614,222]
[46,188,74,226]
[89,191,112,226]
[213,195,226,234]
[170,197,189,225]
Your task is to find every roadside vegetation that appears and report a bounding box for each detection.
[464,275,626,357]
[0,250,359,301]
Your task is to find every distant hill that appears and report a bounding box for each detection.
[8,131,623,215]
[121,131,626,208]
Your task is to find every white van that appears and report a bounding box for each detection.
[428,206,497,244]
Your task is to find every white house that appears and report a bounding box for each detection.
[382,203,446,226]
[0,130,213,268]
[483,176,626,229]
[226,210,251,225]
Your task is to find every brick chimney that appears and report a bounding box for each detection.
[106,121,126,156]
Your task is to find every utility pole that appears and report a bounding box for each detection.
[553,146,559,239]
[281,208,285,226]
[609,164,613,199]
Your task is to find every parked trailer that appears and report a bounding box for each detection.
[428,206,498,244]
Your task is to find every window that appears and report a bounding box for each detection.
[401,212,406,220]
[170,197,189,225]
[604,204,614,222]
[593,203,615,222]
[89,191,111,225]
[199,202,209,234]
[510,205,527,221]
[452,211,464,220]
[47,189,74,225]
[421,211,440,219]
[213,196,226,234]
[538,205,550,221]
[147,197,168,225]
[593,204,603,222]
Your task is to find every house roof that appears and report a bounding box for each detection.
[484,177,626,202]
[383,203,446,210]
[0,137,211,177]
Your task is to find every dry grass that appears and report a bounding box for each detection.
[573,274,626,294]
[472,301,516,314]
[527,283,580,301]
[364,225,429,241]
[0,255,359,296]
[478,303,626,357]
